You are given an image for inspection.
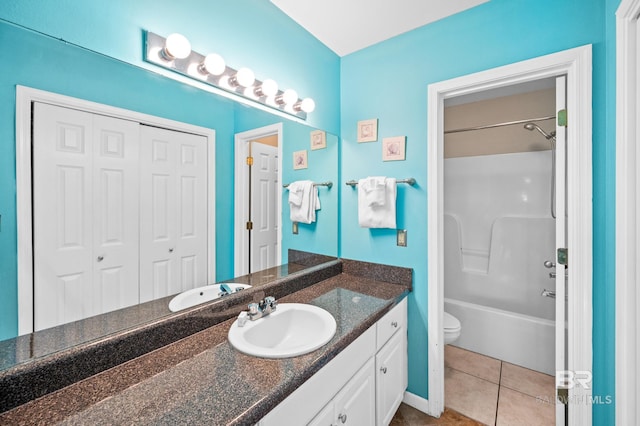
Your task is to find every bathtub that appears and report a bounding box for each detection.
[445,297,556,375]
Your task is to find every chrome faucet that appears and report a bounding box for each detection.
[237,296,277,327]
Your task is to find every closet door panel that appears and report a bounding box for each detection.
[176,132,208,292]
[140,126,207,301]
[92,114,141,314]
[33,103,95,330]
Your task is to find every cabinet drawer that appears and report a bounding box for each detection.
[376,298,407,351]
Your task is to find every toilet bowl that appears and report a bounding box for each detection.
[444,311,461,344]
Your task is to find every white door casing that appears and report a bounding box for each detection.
[33,103,141,330]
[250,141,279,272]
[423,45,592,426]
[16,86,216,335]
[139,125,208,302]
[616,0,640,424]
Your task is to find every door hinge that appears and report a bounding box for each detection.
[246,156,253,166]
[557,109,567,127]
[246,221,253,230]
[557,248,568,266]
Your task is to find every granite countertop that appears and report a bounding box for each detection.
[0,265,410,425]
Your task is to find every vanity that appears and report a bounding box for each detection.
[0,256,411,425]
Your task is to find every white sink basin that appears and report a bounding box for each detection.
[228,303,337,358]
[168,283,251,312]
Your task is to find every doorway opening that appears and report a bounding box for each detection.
[440,76,562,424]
[424,46,593,426]
[234,123,283,276]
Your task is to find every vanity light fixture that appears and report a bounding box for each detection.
[295,98,316,113]
[228,67,255,88]
[198,53,226,76]
[160,33,192,61]
[254,78,279,98]
[276,88,298,106]
[144,31,314,120]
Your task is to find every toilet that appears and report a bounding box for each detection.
[444,312,461,344]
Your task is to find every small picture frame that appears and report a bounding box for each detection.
[310,130,326,150]
[293,150,308,170]
[357,119,378,143]
[382,136,406,161]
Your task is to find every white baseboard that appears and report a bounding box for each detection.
[403,391,438,417]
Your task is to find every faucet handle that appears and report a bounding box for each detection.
[248,303,259,315]
[237,311,249,327]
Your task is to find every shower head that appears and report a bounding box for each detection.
[524,122,556,142]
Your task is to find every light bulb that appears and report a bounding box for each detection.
[229,67,255,88]
[254,79,278,97]
[162,33,191,60]
[199,53,226,76]
[277,89,298,105]
[295,98,315,113]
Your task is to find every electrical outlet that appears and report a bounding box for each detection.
[292,222,299,234]
[397,229,407,247]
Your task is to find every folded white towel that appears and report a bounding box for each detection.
[288,180,321,224]
[358,177,396,228]
[360,176,386,206]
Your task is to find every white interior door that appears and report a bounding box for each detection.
[554,75,568,425]
[33,103,140,331]
[139,125,208,302]
[250,141,279,272]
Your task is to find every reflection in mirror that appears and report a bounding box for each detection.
[0,20,339,371]
[233,105,339,277]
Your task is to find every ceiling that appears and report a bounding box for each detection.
[270,0,489,57]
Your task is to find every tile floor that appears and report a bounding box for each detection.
[390,345,555,425]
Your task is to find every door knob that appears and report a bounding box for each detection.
[544,260,556,269]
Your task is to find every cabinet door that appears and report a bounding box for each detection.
[376,329,408,426]
[333,358,375,426]
[307,401,335,426]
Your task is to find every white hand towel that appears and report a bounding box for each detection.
[361,176,386,206]
[358,177,396,228]
[289,180,321,224]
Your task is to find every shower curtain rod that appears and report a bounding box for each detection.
[444,115,556,134]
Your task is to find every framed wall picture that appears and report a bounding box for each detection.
[310,130,326,150]
[357,118,378,142]
[293,150,308,169]
[382,136,406,161]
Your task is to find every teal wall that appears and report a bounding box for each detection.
[340,0,616,423]
[0,1,340,340]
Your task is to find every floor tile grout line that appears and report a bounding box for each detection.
[494,361,503,426]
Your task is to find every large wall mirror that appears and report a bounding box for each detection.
[0,20,339,369]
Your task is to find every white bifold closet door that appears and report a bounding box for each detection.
[33,104,208,331]
[139,125,208,302]
[33,103,140,331]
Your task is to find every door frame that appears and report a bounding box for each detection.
[425,45,593,425]
[616,0,640,423]
[15,85,217,335]
[234,123,283,276]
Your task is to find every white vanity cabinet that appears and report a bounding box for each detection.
[308,358,376,426]
[259,297,407,426]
